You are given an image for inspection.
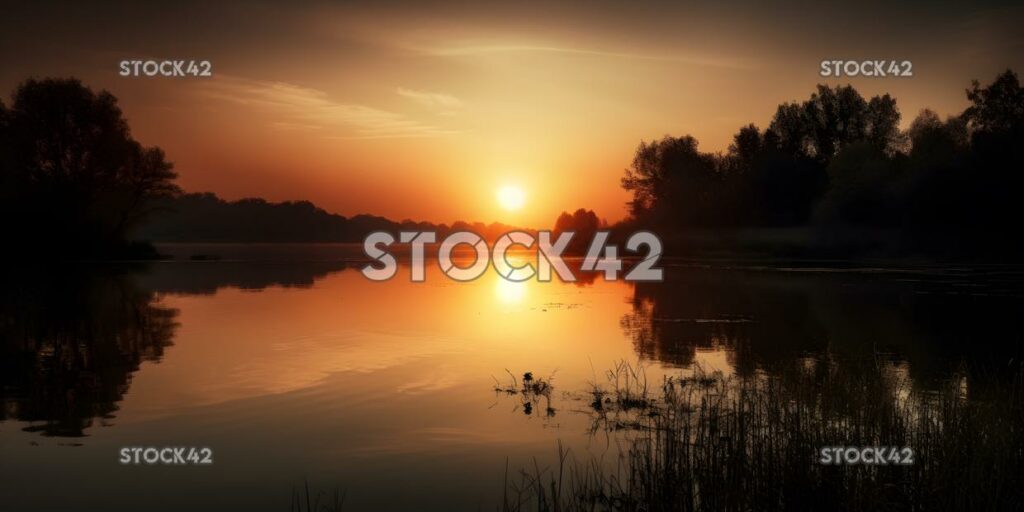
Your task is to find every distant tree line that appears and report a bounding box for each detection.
[616,69,1024,257]
[551,208,605,253]
[138,192,529,243]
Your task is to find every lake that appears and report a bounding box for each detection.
[1,244,1021,510]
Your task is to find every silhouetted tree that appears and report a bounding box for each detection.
[0,98,11,206]
[553,208,602,253]
[0,78,179,258]
[901,110,970,237]
[959,70,1024,250]
[729,124,762,168]
[618,71,1023,256]
[621,136,722,228]
[814,142,903,228]
[964,70,1024,135]
[908,109,968,159]
[766,102,808,156]
[864,95,903,153]
[742,140,825,226]
[765,85,901,162]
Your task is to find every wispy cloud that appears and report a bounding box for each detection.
[423,44,753,70]
[397,87,464,110]
[198,76,457,139]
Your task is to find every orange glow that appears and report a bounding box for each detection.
[117,265,664,417]
[494,276,528,303]
[496,184,526,212]
[3,3,1015,228]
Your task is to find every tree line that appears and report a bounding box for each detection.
[611,69,1024,256]
[3,72,1022,259]
[138,192,528,243]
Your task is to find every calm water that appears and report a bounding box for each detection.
[1,244,1022,510]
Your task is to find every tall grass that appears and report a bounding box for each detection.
[290,481,345,512]
[502,358,1024,511]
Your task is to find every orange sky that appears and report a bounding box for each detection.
[2,1,1023,227]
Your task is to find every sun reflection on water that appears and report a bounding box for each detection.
[494,276,528,304]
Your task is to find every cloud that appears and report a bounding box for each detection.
[397,87,464,110]
[198,76,457,139]
[422,44,754,70]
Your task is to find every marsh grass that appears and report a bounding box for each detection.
[495,369,558,417]
[290,481,345,512]
[501,358,1024,511]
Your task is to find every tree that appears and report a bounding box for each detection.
[765,85,901,161]
[964,69,1024,135]
[0,98,11,201]
[765,103,807,156]
[814,142,902,228]
[1,78,179,257]
[902,109,970,235]
[960,69,1024,244]
[621,135,721,227]
[907,109,967,166]
[616,71,1024,256]
[864,94,902,153]
[729,124,762,169]
[803,84,869,161]
[553,208,602,253]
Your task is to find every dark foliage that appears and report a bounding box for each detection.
[138,192,530,243]
[0,78,180,259]
[620,70,1024,257]
[553,208,604,253]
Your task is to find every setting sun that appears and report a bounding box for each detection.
[496,185,526,211]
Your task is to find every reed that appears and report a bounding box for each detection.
[501,358,1024,511]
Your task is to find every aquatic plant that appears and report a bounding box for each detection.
[501,358,1024,511]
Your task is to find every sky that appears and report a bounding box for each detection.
[2,0,1023,227]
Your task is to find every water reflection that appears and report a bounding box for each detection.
[3,259,1022,443]
[0,251,1021,511]
[136,260,349,295]
[622,265,1024,382]
[0,257,352,438]
[0,269,178,436]
[4,259,1022,441]
[495,278,528,304]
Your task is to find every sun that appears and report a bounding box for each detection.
[496,185,526,211]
